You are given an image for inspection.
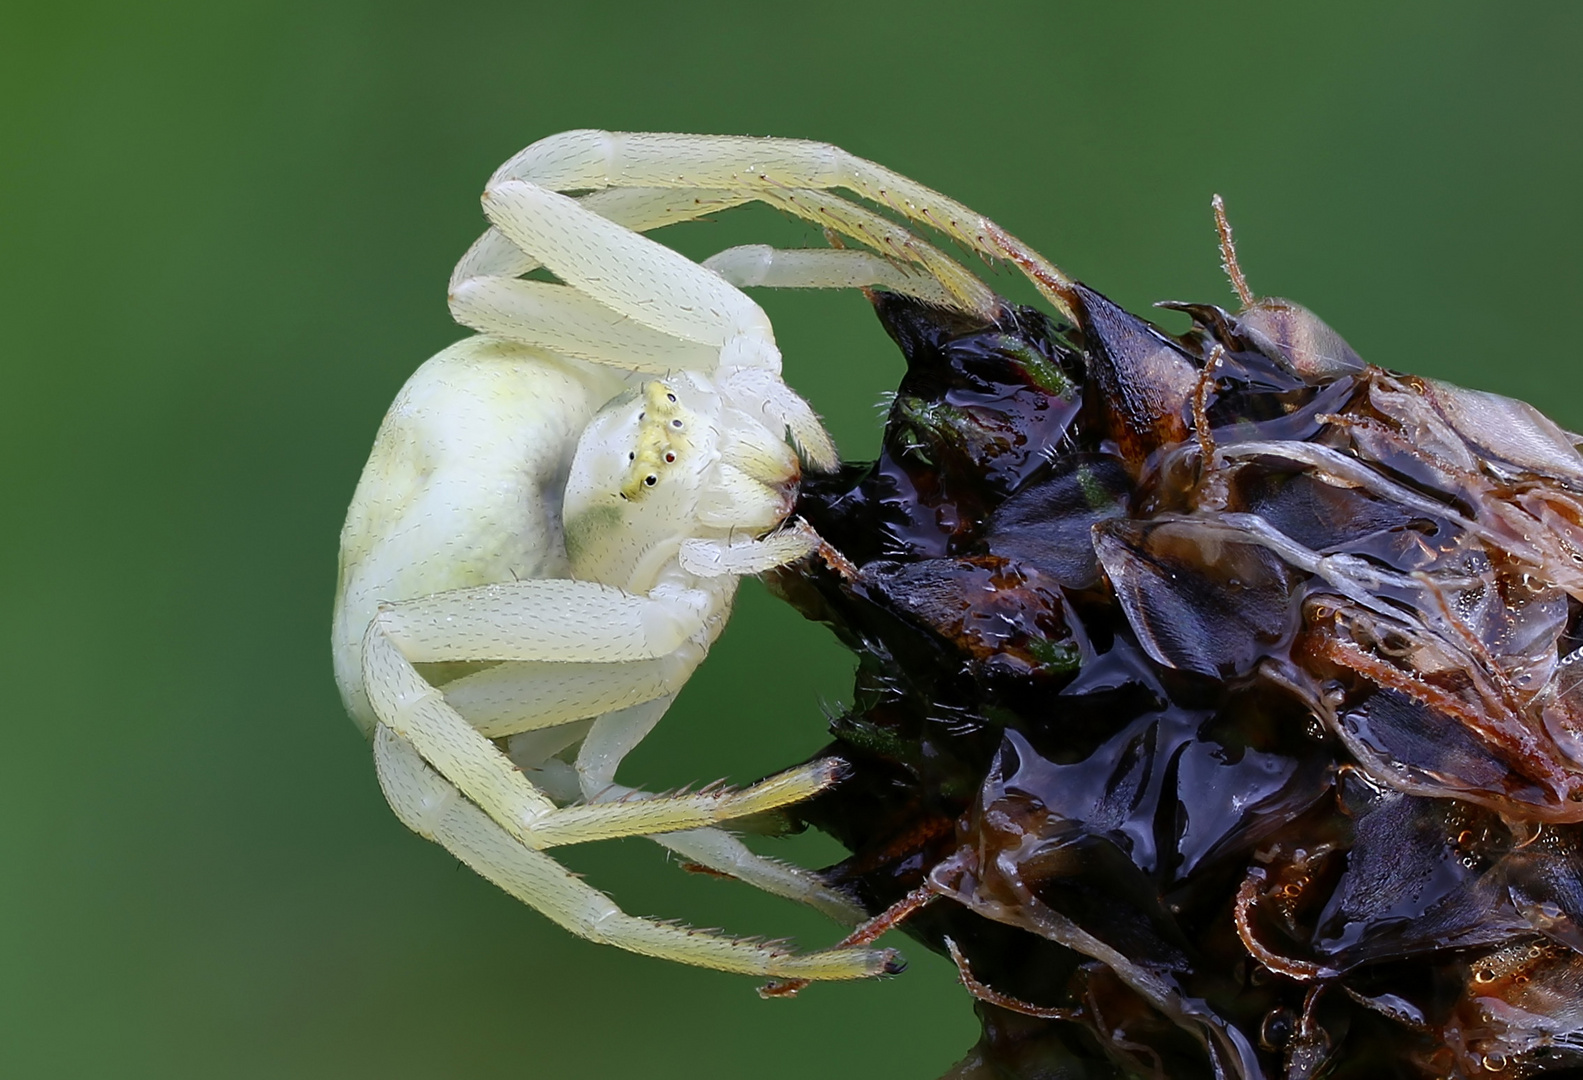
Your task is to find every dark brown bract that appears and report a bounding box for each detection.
[770,283,1583,1079]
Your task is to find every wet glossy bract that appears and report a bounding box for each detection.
[775,287,1583,1079]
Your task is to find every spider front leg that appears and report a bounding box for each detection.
[489,129,1078,318]
[700,244,963,309]
[362,580,843,849]
[476,179,770,348]
[373,727,896,979]
[451,179,836,469]
[450,186,756,288]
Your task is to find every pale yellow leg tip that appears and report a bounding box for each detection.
[757,947,906,998]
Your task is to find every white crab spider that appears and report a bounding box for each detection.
[333,130,1058,983]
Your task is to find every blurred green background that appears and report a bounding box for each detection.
[3,3,1581,1077]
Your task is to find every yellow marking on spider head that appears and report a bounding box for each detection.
[621,381,696,501]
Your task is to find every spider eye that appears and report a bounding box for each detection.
[644,475,658,486]
[628,452,636,461]
[671,419,683,428]
[666,392,677,402]
[664,452,676,463]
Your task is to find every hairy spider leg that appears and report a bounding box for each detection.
[455,180,835,470]
[365,587,843,849]
[488,129,1075,318]
[374,727,894,978]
